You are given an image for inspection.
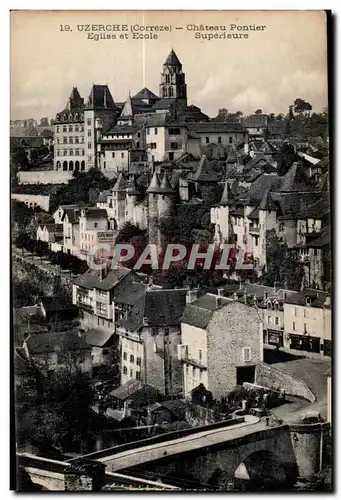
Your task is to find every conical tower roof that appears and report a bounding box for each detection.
[159,172,175,194]
[112,173,128,192]
[259,188,277,211]
[190,155,219,183]
[126,176,141,196]
[220,181,229,205]
[146,171,161,194]
[120,94,134,118]
[164,49,182,68]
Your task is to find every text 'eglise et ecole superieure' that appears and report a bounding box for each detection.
[69,24,267,40]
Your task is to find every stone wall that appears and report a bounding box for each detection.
[11,193,51,211]
[18,170,73,185]
[255,362,316,403]
[185,403,227,427]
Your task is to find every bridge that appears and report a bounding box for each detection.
[74,416,330,490]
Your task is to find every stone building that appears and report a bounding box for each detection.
[180,292,263,400]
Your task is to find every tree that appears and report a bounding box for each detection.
[277,142,298,176]
[294,98,312,115]
[191,384,213,407]
[255,109,263,115]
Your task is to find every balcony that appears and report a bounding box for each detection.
[249,224,260,235]
[180,354,207,370]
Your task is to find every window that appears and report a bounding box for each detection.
[206,136,209,144]
[148,143,157,149]
[56,149,60,156]
[56,126,59,133]
[63,150,67,156]
[81,149,85,156]
[279,222,285,232]
[136,357,141,366]
[304,323,307,333]
[154,128,158,135]
[243,347,251,362]
[170,142,178,150]
[169,86,174,97]
[136,371,141,380]
[130,369,133,377]
[111,152,115,158]
[123,366,127,375]
[88,142,92,149]
[164,327,169,337]
[229,137,233,144]
[75,136,79,144]
[94,222,98,228]
[63,137,67,144]
[169,127,181,135]
[123,352,127,360]
[186,365,189,374]
[87,129,91,137]
[121,152,124,158]
[80,125,84,132]
[147,128,150,135]
[293,322,296,331]
[218,136,222,144]
[199,370,202,380]
[295,308,298,317]
[137,132,140,138]
[130,354,134,363]
[304,309,308,318]
[152,327,158,335]
[75,125,79,132]
[87,118,91,126]
[63,125,67,132]
[255,236,259,246]
[75,149,79,156]
[275,317,279,326]
[199,349,202,361]
[69,125,73,132]
[192,367,196,376]
[69,137,73,144]
[56,137,60,144]
[267,316,271,324]
[165,74,170,84]
[69,149,73,156]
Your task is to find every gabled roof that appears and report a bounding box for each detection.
[132,87,159,101]
[112,173,128,192]
[189,155,218,183]
[117,288,188,331]
[164,49,182,67]
[187,122,244,133]
[243,114,268,128]
[86,85,115,109]
[73,266,131,291]
[181,294,233,329]
[280,162,311,192]
[247,173,282,206]
[85,329,115,348]
[120,94,134,118]
[159,172,175,194]
[81,207,108,219]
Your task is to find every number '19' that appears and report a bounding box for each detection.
[60,25,71,31]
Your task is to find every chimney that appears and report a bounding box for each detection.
[186,289,198,303]
[217,288,225,297]
[233,292,238,301]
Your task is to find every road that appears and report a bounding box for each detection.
[99,416,268,471]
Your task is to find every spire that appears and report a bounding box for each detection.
[146,171,161,194]
[220,181,229,205]
[159,172,175,194]
[259,189,277,211]
[164,49,182,67]
[120,94,134,118]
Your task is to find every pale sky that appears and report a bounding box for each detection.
[10,10,328,120]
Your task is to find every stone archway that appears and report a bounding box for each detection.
[63,161,68,171]
[75,160,80,171]
[81,160,85,171]
[56,161,61,170]
[69,161,74,171]
[233,450,288,491]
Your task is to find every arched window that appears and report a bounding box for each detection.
[63,114,67,121]
[56,161,61,170]
[81,160,85,171]
[75,161,80,171]
[267,300,272,310]
[62,161,68,171]
[69,161,74,171]
[69,148,73,156]
[163,88,168,98]
[63,125,67,133]
[169,86,174,97]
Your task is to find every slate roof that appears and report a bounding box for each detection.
[187,122,244,133]
[152,99,177,111]
[81,207,108,219]
[97,190,111,203]
[113,280,148,306]
[42,223,63,233]
[132,87,159,101]
[220,181,229,205]
[285,290,330,308]
[189,155,218,183]
[181,294,233,329]
[259,189,278,211]
[248,208,260,220]
[146,171,161,194]
[112,173,128,192]
[85,329,115,347]
[73,266,131,291]
[164,49,182,67]
[306,225,330,248]
[159,172,175,193]
[126,176,141,195]
[62,207,81,224]
[243,114,268,128]
[280,162,311,192]
[247,173,283,206]
[103,123,143,136]
[86,85,115,109]
[25,330,89,354]
[110,380,157,400]
[117,288,188,331]
[297,196,330,219]
[272,192,320,220]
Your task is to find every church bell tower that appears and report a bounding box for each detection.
[159,49,187,106]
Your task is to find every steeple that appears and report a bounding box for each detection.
[159,172,175,194]
[120,94,134,119]
[66,87,84,110]
[220,181,229,205]
[259,189,277,211]
[159,49,187,104]
[146,171,161,194]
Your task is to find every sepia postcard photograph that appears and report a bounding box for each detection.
[10,9,332,492]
